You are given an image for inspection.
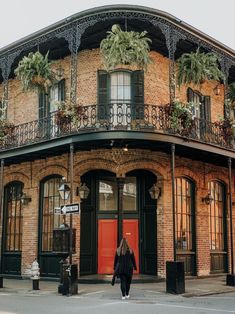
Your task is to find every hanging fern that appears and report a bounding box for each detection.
[100,24,152,70]
[177,48,224,87]
[15,51,55,92]
[228,82,235,104]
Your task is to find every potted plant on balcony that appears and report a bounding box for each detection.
[228,83,235,107]
[166,99,193,135]
[0,120,15,143]
[100,24,152,70]
[177,48,224,87]
[54,101,84,132]
[15,51,56,93]
[214,117,235,145]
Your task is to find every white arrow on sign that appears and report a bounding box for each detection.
[60,203,80,214]
[61,206,67,214]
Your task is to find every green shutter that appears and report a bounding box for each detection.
[131,70,144,119]
[58,79,65,101]
[97,70,109,119]
[204,96,211,121]
[187,88,194,102]
[38,92,47,120]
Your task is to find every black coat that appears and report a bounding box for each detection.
[114,250,137,277]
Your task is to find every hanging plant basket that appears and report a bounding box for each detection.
[15,51,56,92]
[100,24,152,71]
[177,48,224,87]
[228,82,235,105]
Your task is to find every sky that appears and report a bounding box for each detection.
[0,0,234,50]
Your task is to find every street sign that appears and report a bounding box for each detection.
[54,207,62,215]
[61,203,80,214]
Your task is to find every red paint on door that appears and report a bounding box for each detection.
[98,219,117,274]
[123,219,139,273]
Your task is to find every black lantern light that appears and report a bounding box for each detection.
[77,183,90,200]
[21,192,32,205]
[58,177,71,201]
[213,84,222,96]
[202,192,214,205]
[149,183,161,200]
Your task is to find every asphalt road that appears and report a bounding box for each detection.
[0,286,235,314]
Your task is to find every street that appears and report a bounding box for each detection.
[0,284,235,314]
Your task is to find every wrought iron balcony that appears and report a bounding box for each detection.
[0,104,234,152]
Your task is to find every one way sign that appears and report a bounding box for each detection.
[61,203,80,214]
[54,203,80,215]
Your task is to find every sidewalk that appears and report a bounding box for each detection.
[0,275,235,297]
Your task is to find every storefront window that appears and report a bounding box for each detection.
[209,181,224,251]
[175,177,194,251]
[5,182,23,251]
[99,178,117,211]
[123,177,137,211]
[42,176,62,251]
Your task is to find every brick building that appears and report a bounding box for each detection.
[0,5,235,280]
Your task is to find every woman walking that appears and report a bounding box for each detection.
[113,238,137,300]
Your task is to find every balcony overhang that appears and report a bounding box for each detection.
[0,130,234,168]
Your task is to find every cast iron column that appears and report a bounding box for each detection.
[166,144,185,294]
[117,178,124,244]
[227,158,235,285]
[0,159,4,287]
[171,144,176,261]
[69,143,74,265]
[0,159,4,222]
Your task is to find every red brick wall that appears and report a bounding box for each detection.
[0,48,233,278]
[1,49,224,125]
[1,149,234,278]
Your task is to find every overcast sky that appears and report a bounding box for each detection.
[1,0,234,50]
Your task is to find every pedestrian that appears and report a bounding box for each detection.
[113,238,137,300]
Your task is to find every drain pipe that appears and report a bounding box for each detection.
[227,157,235,286]
[0,159,4,288]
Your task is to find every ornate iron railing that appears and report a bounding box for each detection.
[0,104,234,151]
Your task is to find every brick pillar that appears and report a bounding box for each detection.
[21,187,39,277]
[196,188,210,276]
[157,177,174,278]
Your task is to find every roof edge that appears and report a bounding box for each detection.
[0,4,234,57]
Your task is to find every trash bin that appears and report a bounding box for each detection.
[226,274,235,286]
[0,275,3,288]
[166,261,185,294]
[70,264,78,295]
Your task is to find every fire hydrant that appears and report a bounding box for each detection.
[31,259,40,290]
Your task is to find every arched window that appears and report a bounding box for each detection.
[209,181,227,272]
[40,176,62,251]
[175,177,196,275]
[2,181,23,275]
[4,181,23,252]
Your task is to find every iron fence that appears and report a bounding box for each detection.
[0,104,234,151]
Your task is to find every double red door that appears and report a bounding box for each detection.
[98,219,139,274]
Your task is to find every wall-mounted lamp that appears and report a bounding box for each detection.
[202,192,214,205]
[123,144,128,152]
[58,177,71,201]
[149,183,161,200]
[77,183,90,200]
[55,65,64,80]
[21,193,32,205]
[213,84,222,96]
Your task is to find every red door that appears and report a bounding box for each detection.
[123,219,139,273]
[98,219,117,274]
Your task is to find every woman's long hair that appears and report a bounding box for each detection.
[117,238,132,256]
